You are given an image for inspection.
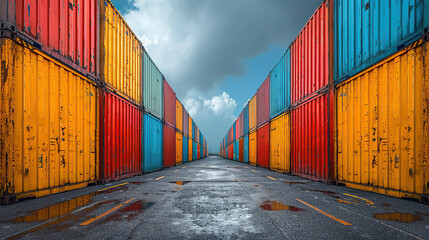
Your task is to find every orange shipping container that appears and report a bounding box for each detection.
[176,99,183,132]
[176,132,183,165]
[249,132,257,166]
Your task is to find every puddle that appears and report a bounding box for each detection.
[284,181,307,185]
[415,212,429,216]
[170,181,191,186]
[103,200,155,222]
[382,203,391,207]
[260,201,304,212]
[373,213,423,223]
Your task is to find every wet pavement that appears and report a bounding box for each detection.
[0,156,428,239]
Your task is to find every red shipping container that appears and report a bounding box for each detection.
[228,144,233,160]
[163,124,176,168]
[99,90,142,182]
[197,145,201,159]
[239,138,244,162]
[163,80,176,127]
[257,76,270,126]
[291,1,330,104]
[257,124,270,168]
[291,92,334,182]
[12,0,98,77]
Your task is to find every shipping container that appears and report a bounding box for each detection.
[5,0,98,78]
[244,104,249,135]
[176,99,183,132]
[101,0,142,104]
[0,38,98,203]
[198,144,201,159]
[249,132,257,166]
[249,95,257,131]
[336,40,429,201]
[270,113,291,173]
[193,141,198,160]
[233,122,236,141]
[143,113,163,173]
[334,0,429,84]
[257,76,270,126]
[234,141,239,161]
[99,90,142,183]
[188,115,193,138]
[291,1,330,103]
[163,80,176,127]
[176,132,183,165]
[183,110,189,137]
[291,92,334,182]
[228,144,234,160]
[225,145,229,159]
[257,124,270,168]
[270,49,291,118]
[163,124,176,168]
[143,51,163,118]
[244,135,249,164]
[239,138,244,162]
[188,138,193,161]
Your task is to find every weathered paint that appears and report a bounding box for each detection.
[0,38,98,201]
[244,135,249,164]
[291,1,330,103]
[163,80,176,127]
[99,90,142,183]
[101,0,142,104]
[334,0,429,84]
[163,124,175,168]
[239,138,244,162]
[249,132,257,166]
[11,0,98,78]
[176,132,183,165]
[270,113,291,173]
[143,51,163,119]
[336,40,429,201]
[176,99,183,132]
[257,124,270,168]
[244,104,249,135]
[143,113,163,173]
[257,76,270,126]
[291,93,334,182]
[249,95,257,131]
[188,138,193,161]
[270,49,291,118]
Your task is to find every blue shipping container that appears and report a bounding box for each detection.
[183,136,188,163]
[244,135,249,164]
[243,104,249,135]
[334,0,429,83]
[143,113,163,173]
[270,48,291,118]
[193,141,198,160]
[234,141,239,161]
[233,122,236,141]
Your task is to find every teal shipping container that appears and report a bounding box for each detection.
[143,51,163,119]
[270,48,291,118]
[143,113,163,173]
[334,0,429,83]
[183,136,189,163]
[244,135,249,164]
[234,141,239,161]
[193,141,198,160]
[233,122,236,141]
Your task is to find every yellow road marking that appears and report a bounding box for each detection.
[343,193,374,205]
[244,166,248,168]
[173,170,179,172]
[295,199,352,226]
[267,176,277,180]
[251,170,257,173]
[124,198,136,204]
[156,176,165,180]
[81,198,136,226]
[98,182,128,192]
[182,166,187,168]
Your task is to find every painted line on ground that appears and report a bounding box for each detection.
[155,176,165,180]
[98,182,128,192]
[343,193,374,205]
[124,198,136,204]
[182,166,187,168]
[251,170,257,173]
[173,170,179,172]
[267,176,277,180]
[295,199,352,226]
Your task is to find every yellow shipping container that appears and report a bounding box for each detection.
[249,132,257,166]
[176,132,183,165]
[188,138,193,161]
[0,38,98,203]
[101,0,143,105]
[176,99,183,132]
[249,95,257,131]
[336,40,429,202]
[270,113,291,173]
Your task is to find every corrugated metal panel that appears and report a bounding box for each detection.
[183,110,189,136]
[143,113,163,173]
[188,115,193,138]
[233,122,236,141]
[334,0,429,84]
[244,135,249,164]
[249,95,257,131]
[176,99,183,132]
[188,138,193,161]
[257,124,270,168]
[228,143,234,160]
[10,0,98,78]
[193,141,198,160]
[0,38,98,200]
[239,138,244,162]
[234,141,239,161]
[257,76,270,126]
[176,132,183,165]
[198,144,201,159]
[163,124,175,168]
[143,51,163,118]
[291,1,330,103]
[249,132,257,166]
[270,49,291,118]
[244,104,249,135]
[225,145,229,159]
[101,0,142,104]
[163,80,176,127]
[336,40,429,200]
[291,93,334,182]
[100,90,142,182]
[270,113,290,173]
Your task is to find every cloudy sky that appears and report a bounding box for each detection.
[112,0,321,152]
